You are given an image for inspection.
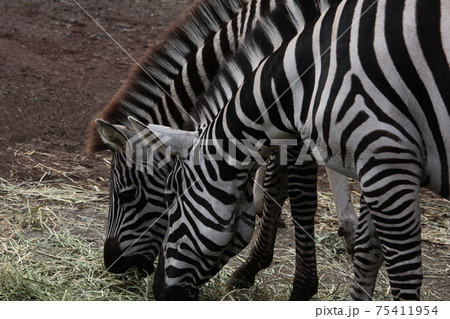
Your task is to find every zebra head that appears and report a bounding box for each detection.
[124,118,256,300]
[95,119,173,275]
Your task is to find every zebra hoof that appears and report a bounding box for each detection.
[337,222,356,255]
[157,286,198,301]
[276,217,286,228]
[289,289,317,301]
[226,266,256,289]
[289,282,318,301]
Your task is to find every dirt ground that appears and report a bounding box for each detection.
[0,0,195,182]
[0,0,448,301]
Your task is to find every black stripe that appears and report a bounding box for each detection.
[186,53,205,97]
[354,130,401,165]
[174,71,195,112]
[362,168,420,188]
[259,0,272,18]
[385,0,448,197]
[340,110,369,165]
[201,37,220,81]
[266,48,300,134]
[359,156,422,178]
[219,24,231,57]
[295,24,315,124]
[416,0,450,117]
[299,0,319,24]
[310,3,337,145]
[323,0,358,158]
[354,0,420,138]
[231,9,239,50]
[164,95,185,126]
[343,76,421,150]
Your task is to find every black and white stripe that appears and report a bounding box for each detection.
[91,0,362,301]
[94,0,357,300]
[93,0,256,274]
[92,0,355,287]
[130,0,449,300]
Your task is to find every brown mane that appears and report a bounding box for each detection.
[86,0,248,153]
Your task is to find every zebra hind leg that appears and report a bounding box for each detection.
[327,168,358,255]
[253,164,286,227]
[352,161,423,300]
[226,152,287,290]
[349,197,383,300]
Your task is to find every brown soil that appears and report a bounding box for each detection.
[0,0,193,183]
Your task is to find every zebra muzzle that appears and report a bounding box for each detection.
[104,237,155,275]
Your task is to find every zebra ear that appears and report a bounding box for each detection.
[132,121,199,159]
[95,119,134,152]
[127,116,147,133]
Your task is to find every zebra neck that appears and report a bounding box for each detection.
[86,0,249,153]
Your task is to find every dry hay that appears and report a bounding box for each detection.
[0,174,448,300]
[0,177,147,300]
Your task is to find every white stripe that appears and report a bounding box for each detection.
[181,63,197,103]
[196,49,210,87]
[212,29,225,63]
[442,0,450,68]
[283,36,304,131]
[137,80,163,98]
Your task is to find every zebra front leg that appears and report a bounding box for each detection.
[227,152,288,290]
[349,196,383,300]
[288,157,319,300]
[327,168,357,255]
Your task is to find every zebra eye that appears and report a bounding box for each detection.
[118,188,136,203]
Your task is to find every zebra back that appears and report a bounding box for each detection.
[149,0,450,300]
[191,0,321,126]
[89,0,300,276]
[148,0,341,299]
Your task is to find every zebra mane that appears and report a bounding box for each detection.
[86,0,248,153]
[189,0,339,127]
[314,0,341,13]
[190,0,311,127]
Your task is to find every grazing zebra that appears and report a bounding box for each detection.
[88,0,357,293]
[101,0,450,300]
[95,0,351,300]
[88,0,260,274]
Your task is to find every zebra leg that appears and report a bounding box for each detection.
[288,155,319,300]
[349,196,383,300]
[356,163,423,300]
[327,168,357,255]
[254,163,287,227]
[226,151,288,290]
[253,164,267,218]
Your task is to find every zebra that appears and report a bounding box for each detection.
[99,0,450,300]
[88,0,261,274]
[95,0,353,300]
[88,0,357,295]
